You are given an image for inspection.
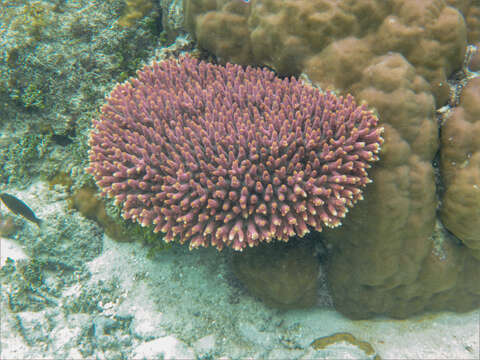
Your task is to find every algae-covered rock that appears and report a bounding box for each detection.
[232,240,319,309]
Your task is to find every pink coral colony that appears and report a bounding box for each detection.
[87,56,383,251]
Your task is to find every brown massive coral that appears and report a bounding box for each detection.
[184,0,480,318]
[185,0,472,103]
[441,77,480,260]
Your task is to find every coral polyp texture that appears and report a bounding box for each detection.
[183,0,480,318]
[87,56,383,250]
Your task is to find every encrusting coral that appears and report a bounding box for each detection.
[87,56,383,251]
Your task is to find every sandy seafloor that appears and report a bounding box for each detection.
[0,183,479,359]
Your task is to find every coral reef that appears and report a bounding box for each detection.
[453,0,479,43]
[69,187,130,242]
[184,0,480,318]
[0,183,103,315]
[441,77,480,259]
[232,239,319,309]
[87,56,383,250]
[160,0,186,42]
[5,0,480,357]
[184,0,471,104]
[0,212,18,237]
[0,0,162,188]
[118,0,155,27]
[469,43,480,71]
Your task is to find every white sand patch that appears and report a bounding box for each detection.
[0,237,28,266]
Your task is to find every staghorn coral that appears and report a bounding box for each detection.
[87,56,383,251]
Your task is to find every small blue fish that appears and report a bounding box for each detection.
[239,0,250,3]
